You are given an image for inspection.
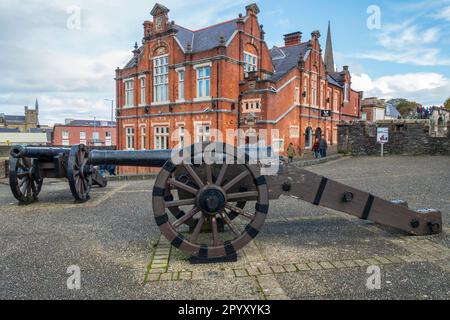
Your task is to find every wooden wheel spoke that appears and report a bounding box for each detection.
[173,206,200,229]
[215,164,228,186]
[227,191,259,201]
[225,204,255,220]
[211,216,220,246]
[168,178,198,195]
[183,163,205,188]
[190,214,205,244]
[205,164,213,185]
[165,198,196,208]
[220,211,240,235]
[223,170,250,192]
[30,181,37,193]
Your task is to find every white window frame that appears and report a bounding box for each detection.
[125,127,135,150]
[289,125,300,138]
[242,99,261,113]
[140,126,147,150]
[295,87,300,104]
[344,83,349,102]
[272,138,284,154]
[153,54,169,104]
[124,79,134,108]
[194,63,211,100]
[62,131,69,139]
[195,122,211,143]
[79,131,86,140]
[154,126,169,150]
[244,52,258,73]
[139,76,146,106]
[176,68,185,102]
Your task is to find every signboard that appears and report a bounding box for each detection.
[377,127,389,144]
[321,110,331,117]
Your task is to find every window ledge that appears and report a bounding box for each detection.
[123,105,135,109]
[176,99,186,104]
[151,101,171,106]
[193,97,211,102]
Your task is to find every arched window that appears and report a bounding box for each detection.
[305,127,313,149]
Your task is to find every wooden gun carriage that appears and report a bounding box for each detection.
[89,143,442,260]
[9,144,107,204]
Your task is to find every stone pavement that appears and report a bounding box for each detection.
[0,156,449,299]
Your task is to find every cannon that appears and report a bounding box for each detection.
[90,143,442,260]
[9,144,107,204]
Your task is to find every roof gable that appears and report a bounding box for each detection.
[269,43,309,82]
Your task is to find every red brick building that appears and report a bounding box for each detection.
[115,3,362,172]
[53,119,116,147]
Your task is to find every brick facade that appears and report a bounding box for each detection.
[115,3,362,173]
[53,120,116,147]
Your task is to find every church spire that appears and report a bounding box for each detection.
[324,21,335,74]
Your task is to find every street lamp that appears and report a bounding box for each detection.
[104,99,114,124]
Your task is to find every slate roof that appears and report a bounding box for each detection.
[385,103,401,118]
[269,43,310,82]
[122,19,240,69]
[0,128,20,133]
[4,115,26,123]
[174,19,239,53]
[327,74,343,88]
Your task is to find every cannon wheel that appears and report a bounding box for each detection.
[9,157,43,204]
[152,144,269,259]
[67,144,92,202]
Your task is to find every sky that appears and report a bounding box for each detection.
[0,0,449,125]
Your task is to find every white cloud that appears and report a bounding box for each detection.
[430,5,450,21]
[0,0,250,125]
[352,72,450,105]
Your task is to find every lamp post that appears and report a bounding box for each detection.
[104,99,114,124]
[104,99,115,147]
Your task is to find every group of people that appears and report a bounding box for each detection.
[287,136,328,163]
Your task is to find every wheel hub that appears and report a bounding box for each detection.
[197,186,226,215]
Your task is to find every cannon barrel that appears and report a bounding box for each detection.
[89,149,173,167]
[89,146,278,168]
[10,145,70,159]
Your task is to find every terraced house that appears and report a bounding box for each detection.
[116,3,362,172]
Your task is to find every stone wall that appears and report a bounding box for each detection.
[338,120,450,156]
[0,158,8,178]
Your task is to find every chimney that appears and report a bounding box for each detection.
[283,32,302,47]
[343,65,349,71]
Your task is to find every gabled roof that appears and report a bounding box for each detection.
[174,19,239,53]
[328,72,345,87]
[269,43,310,82]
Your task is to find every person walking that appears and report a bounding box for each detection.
[287,143,296,163]
[319,136,328,158]
[312,139,320,159]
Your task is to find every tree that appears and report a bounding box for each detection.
[444,97,450,111]
[388,99,420,117]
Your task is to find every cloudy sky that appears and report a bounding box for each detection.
[1,0,449,125]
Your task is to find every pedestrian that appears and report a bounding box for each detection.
[287,143,295,163]
[108,164,117,176]
[312,139,320,159]
[319,136,328,158]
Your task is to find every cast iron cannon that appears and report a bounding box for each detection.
[89,142,443,260]
[9,144,107,204]
[89,143,442,259]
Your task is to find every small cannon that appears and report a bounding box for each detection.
[89,142,442,260]
[9,144,107,204]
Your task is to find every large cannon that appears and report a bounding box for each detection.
[90,143,442,260]
[9,144,107,204]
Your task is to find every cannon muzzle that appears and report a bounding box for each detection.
[10,145,69,159]
[89,149,173,167]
